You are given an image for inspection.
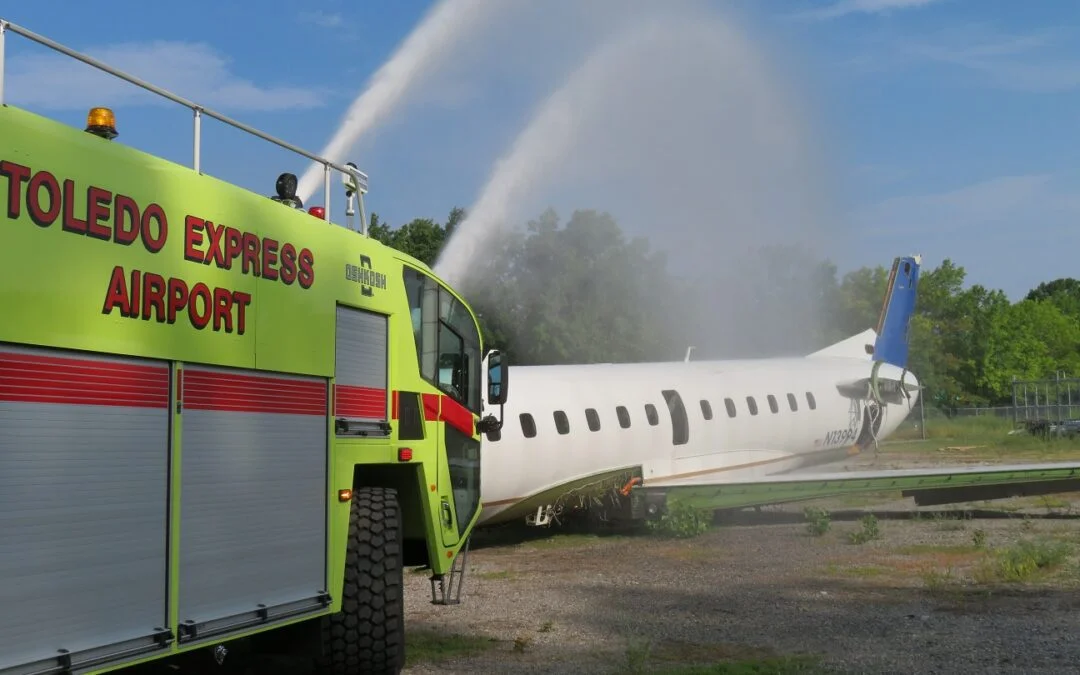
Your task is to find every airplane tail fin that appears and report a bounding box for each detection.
[872,255,921,370]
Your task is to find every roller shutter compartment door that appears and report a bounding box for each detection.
[0,345,171,673]
[177,365,329,641]
[334,306,388,435]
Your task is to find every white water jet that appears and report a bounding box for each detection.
[296,0,503,205]
[434,6,843,357]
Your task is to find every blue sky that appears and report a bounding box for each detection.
[3,0,1079,299]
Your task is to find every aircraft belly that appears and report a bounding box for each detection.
[478,465,639,525]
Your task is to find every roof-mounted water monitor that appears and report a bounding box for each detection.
[341,161,370,235]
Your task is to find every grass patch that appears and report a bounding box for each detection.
[911,537,1076,592]
[405,629,499,666]
[822,563,889,578]
[973,538,1073,584]
[650,655,827,674]
[885,416,1080,461]
[894,544,980,555]
[621,638,826,675]
[646,501,713,538]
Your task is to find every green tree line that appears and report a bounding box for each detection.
[370,206,1080,414]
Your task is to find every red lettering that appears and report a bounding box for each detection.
[280,243,297,285]
[188,282,213,329]
[26,171,60,227]
[233,291,252,335]
[213,287,233,332]
[113,195,140,245]
[261,237,279,281]
[103,266,251,335]
[86,186,112,240]
[101,266,131,316]
[184,216,205,263]
[168,278,189,324]
[3,163,178,258]
[225,227,242,269]
[61,179,87,234]
[141,273,166,322]
[129,269,141,318]
[0,161,30,219]
[141,204,167,253]
[204,221,227,268]
[241,232,260,276]
[298,248,315,289]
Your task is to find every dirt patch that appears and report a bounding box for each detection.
[403,497,1080,674]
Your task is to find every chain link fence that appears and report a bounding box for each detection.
[891,376,1080,441]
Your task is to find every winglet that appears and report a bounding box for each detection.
[872,255,921,369]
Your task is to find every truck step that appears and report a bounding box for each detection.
[429,539,470,606]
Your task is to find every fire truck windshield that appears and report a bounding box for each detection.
[404,266,482,415]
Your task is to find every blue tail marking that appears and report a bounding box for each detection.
[872,255,921,370]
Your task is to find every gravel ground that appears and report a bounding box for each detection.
[401,493,1080,674]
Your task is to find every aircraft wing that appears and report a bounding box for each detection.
[630,461,1080,517]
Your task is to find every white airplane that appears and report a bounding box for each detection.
[474,256,925,528]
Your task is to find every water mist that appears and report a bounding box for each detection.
[434,7,842,359]
[295,0,504,205]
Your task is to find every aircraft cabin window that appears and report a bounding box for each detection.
[616,405,631,429]
[746,396,758,416]
[645,404,659,426]
[700,400,713,420]
[787,393,798,411]
[661,389,689,446]
[724,397,736,418]
[806,392,817,410]
[585,408,601,432]
[520,413,537,438]
[767,395,779,414]
[553,410,570,435]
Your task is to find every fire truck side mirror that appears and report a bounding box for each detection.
[486,350,508,406]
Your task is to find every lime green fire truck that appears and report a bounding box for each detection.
[0,18,507,675]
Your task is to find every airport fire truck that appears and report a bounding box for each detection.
[0,18,507,675]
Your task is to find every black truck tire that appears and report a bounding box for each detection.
[318,486,406,674]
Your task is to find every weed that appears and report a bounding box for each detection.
[645,654,827,674]
[803,507,831,536]
[974,538,1072,583]
[972,528,987,549]
[848,514,880,544]
[647,501,712,538]
[513,636,532,653]
[921,566,958,593]
[625,636,654,674]
[404,630,498,666]
[539,620,554,633]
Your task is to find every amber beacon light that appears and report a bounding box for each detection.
[85,107,118,140]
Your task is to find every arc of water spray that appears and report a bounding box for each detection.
[432,16,724,288]
[296,0,500,205]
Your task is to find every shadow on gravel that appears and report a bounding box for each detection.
[556,575,1080,673]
